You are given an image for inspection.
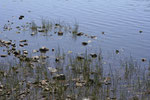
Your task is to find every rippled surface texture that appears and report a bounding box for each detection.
[0,0,150,58]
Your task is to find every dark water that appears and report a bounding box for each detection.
[0,0,150,59]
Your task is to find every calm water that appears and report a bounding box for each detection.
[0,0,150,59]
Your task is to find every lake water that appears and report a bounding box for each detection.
[0,0,150,60]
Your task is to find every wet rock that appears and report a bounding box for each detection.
[11,47,16,51]
[58,31,63,36]
[82,42,88,46]
[48,67,57,73]
[31,32,36,36]
[23,50,28,55]
[39,46,49,53]
[33,49,39,53]
[38,29,45,32]
[104,77,111,85]
[32,56,39,61]
[24,43,28,46]
[13,50,21,56]
[141,58,146,62]
[41,55,49,59]
[77,56,84,60]
[40,80,48,85]
[139,30,143,33]
[90,53,97,58]
[52,48,55,52]
[0,55,7,57]
[76,32,84,36]
[20,40,27,42]
[19,15,24,20]
[90,36,97,39]
[55,58,60,62]
[102,32,105,34]
[53,74,66,80]
[19,44,24,47]
[115,50,119,54]
[3,41,11,45]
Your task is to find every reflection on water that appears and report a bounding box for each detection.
[0,0,150,59]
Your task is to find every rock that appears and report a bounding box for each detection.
[82,42,88,46]
[32,56,39,61]
[77,56,84,60]
[76,32,84,36]
[24,43,28,46]
[53,74,66,80]
[55,58,60,62]
[90,36,97,39]
[52,48,55,52]
[20,40,27,42]
[38,29,45,32]
[23,50,28,55]
[0,55,7,57]
[139,30,143,33]
[58,31,63,36]
[48,67,57,73]
[90,53,97,58]
[141,58,146,62]
[115,50,119,54]
[19,15,24,20]
[39,46,49,53]
[19,44,24,47]
[3,41,11,45]
[33,49,39,53]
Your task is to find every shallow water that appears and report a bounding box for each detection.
[0,0,150,59]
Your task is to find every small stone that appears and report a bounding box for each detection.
[76,32,84,36]
[82,42,88,46]
[19,15,24,20]
[141,58,146,62]
[52,48,55,52]
[20,40,27,42]
[58,31,63,36]
[33,49,39,53]
[38,29,45,32]
[19,44,24,47]
[23,50,28,55]
[0,55,7,57]
[116,50,119,54]
[139,30,143,33]
[39,46,49,53]
[53,74,66,80]
[90,53,97,58]
[48,67,57,73]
